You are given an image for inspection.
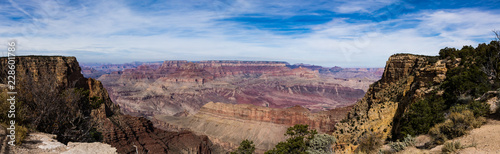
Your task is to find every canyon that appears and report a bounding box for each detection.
[93,60,380,117]
[152,102,353,151]
[84,60,382,151]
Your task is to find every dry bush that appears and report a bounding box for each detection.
[389,134,416,152]
[429,110,486,145]
[356,131,384,154]
[441,141,463,154]
[16,72,97,143]
[15,124,28,145]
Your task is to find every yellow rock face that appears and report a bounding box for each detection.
[333,54,452,152]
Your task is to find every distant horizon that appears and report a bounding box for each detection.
[78,59,386,68]
[3,55,386,68]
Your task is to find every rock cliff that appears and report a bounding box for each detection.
[153,102,353,152]
[0,56,218,154]
[333,54,451,152]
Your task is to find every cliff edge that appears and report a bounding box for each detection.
[333,54,452,152]
[0,56,218,154]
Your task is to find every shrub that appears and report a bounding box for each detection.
[399,95,446,138]
[467,101,490,118]
[306,134,336,154]
[429,110,486,144]
[389,134,416,152]
[231,139,255,154]
[441,141,463,154]
[15,124,28,145]
[265,124,317,154]
[356,131,384,154]
[89,128,103,142]
[428,56,439,63]
[90,96,104,109]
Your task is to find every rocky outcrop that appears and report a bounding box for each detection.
[333,54,451,152]
[9,132,118,154]
[153,102,353,152]
[0,56,218,154]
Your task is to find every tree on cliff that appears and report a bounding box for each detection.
[231,139,256,154]
[398,32,498,145]
[265,124,320,154]
[480,30,500,81]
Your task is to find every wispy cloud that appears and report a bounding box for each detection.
[0,0,499,67]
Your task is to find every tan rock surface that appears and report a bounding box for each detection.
[334,54,449,152]
[11,133,116,154]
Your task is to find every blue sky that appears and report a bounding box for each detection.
[1,0,499,67]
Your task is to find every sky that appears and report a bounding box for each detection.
[1,0,499,67]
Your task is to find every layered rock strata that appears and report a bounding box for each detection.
[153,102,353,152]
[98,60,369,117]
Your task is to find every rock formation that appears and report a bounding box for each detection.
[152,102,353,152]
[0,56,219,154]
[97,60,371,117]
[333,54,452,152]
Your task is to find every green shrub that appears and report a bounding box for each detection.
[428,56,439,63]
[90,96,104,109]
[231,139,255,154]
[399,94,446,138]
[89,128,103,142]
[467,101,490,117]
[306,134,336,154]
[389,134,416,152]
[356,131,384,154]
[441,141,463,154]
[265,124,317,154]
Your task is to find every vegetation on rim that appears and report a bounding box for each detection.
[397,32,500,147]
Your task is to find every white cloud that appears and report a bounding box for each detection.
[0,1,499,67]
[334,0,400,14]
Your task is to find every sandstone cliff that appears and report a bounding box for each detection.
[153,102,353,152]
[333,54,452,152]
[0,56,218,154]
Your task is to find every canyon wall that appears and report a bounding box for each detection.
[333,54,453,152]
[153,102,353,152]
[98,60,370,117]
[0,56,219,154]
